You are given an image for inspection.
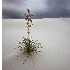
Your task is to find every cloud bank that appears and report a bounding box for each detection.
[2,0,70,19]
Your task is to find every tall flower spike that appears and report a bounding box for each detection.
[24,8,33,38]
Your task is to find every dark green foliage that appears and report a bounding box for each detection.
[18,37,43,56]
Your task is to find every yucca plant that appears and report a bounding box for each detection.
[15,8,43,64]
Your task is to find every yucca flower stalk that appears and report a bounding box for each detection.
[24,8,33,39]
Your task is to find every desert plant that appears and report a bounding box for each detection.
[15,8,43,64]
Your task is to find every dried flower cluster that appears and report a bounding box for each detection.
[24,8,33,38]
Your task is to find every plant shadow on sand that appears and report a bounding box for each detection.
[3,51,42,70]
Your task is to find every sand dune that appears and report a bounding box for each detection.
[3,18,70,70]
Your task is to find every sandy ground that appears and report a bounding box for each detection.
[2,18,70,70]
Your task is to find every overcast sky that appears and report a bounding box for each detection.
[2,0,70,19]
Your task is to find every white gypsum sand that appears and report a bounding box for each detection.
[2,18,70,70]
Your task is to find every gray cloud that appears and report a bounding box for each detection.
[2,0,70,19]
[2,9,24,19]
